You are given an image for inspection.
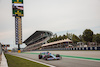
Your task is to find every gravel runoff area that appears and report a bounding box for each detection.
[27,51,100,58]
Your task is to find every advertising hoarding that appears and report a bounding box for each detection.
[12,0,23,3]
[12,0,24,17]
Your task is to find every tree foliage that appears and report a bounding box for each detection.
[66,32,73,40]
[72,34,80,43]
[82,29,93,42]
[47,34,68,43]
[47,29,99,45]
[79,35,82,41]
[93,34,100,43]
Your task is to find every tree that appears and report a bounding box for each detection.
[79,35,82,41]
[66,32,73,40]
[82,29,93,42]
[53,33,57,38]
[58,35,62,40]
[72,34,80,43]
[95,34,100,43]
[62,34,67,40]
[93,34,96,42]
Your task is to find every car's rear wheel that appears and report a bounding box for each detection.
[38,55,42,59]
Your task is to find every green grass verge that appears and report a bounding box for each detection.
[5,54,49,67]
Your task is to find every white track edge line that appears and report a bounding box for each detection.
[12,54,56,67]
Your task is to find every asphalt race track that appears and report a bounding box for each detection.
[9,51,100,67]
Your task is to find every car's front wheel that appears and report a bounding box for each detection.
[56,54,62,60]
[56,54,60,57]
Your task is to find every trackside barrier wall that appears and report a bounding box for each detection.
[36,47,100,51]
[0,44,2,55]
[0,52,8,67]
[0,44,2,64]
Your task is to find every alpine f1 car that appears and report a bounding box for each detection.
[38,52,62,60]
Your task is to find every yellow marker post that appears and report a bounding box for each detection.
[18,50,21,53]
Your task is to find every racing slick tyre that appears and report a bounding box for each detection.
[38,55,42,59]
[56,54,62,60]
[56,54,60,57]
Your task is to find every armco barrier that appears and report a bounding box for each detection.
[38,47,100,51]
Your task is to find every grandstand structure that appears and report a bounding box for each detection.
[23,31,53,51]
[42,38,73,49]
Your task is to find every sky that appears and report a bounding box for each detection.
[0,0,100,49]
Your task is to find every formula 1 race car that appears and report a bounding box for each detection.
[38,52,62,60]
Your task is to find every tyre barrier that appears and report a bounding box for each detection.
[97,47,100,50]
[38,47,100,51]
